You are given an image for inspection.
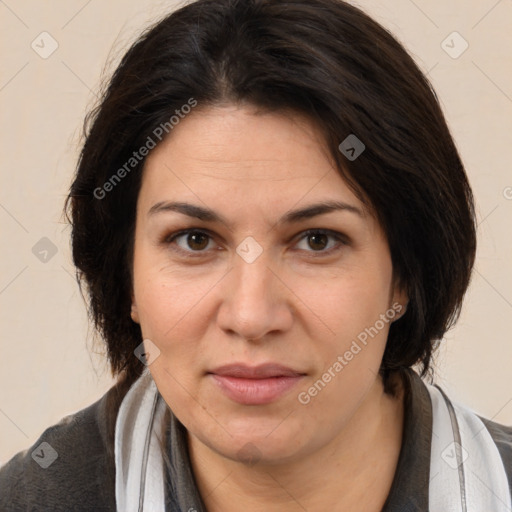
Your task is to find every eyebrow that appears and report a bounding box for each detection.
[147,200,364,227]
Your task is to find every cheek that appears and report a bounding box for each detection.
[291,263,393,345]
[131,259,224,409]
[132,269,210,413]
[132,249,217,341]
[291,265,394,413]
[295,280,393,425]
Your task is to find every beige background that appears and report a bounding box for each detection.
[0,0,511,464]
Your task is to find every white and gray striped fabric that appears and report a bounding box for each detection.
[427,383,511,512]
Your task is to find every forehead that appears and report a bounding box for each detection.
[146,105,332,173]
[138,104,370,224]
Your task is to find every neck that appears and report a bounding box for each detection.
[187,371,405,512]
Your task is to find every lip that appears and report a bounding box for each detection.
[208,363,306,405]
[210,363,305,379]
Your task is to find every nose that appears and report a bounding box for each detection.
[216,249,293,342]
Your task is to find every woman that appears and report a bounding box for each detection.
[1,0,510,510]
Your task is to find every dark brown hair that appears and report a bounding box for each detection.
[64,0,477,394]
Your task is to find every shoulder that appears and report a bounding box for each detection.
[481,415,512,446]
[403,369,512,474]
[0,377,132,512]
[404,370,512,499]
[480,416,512,479]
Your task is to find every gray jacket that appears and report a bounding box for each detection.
[1,369,511,511]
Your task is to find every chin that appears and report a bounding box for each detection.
[206,421,311,466]
[221,437,304,467]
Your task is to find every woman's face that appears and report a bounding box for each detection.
[131,104,407,465]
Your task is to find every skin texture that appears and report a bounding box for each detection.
[130,104,408,511]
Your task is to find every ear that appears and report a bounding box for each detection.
[391,279,409,321]
[130,292,140,324]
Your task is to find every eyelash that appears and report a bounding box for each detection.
[161,228,348,259]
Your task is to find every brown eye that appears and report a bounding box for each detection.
[186,231,210,250]
[164,229,215,255]
[307,233,328,251]
[294,229,347,256]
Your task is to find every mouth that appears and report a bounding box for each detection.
[207,363,307,405]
